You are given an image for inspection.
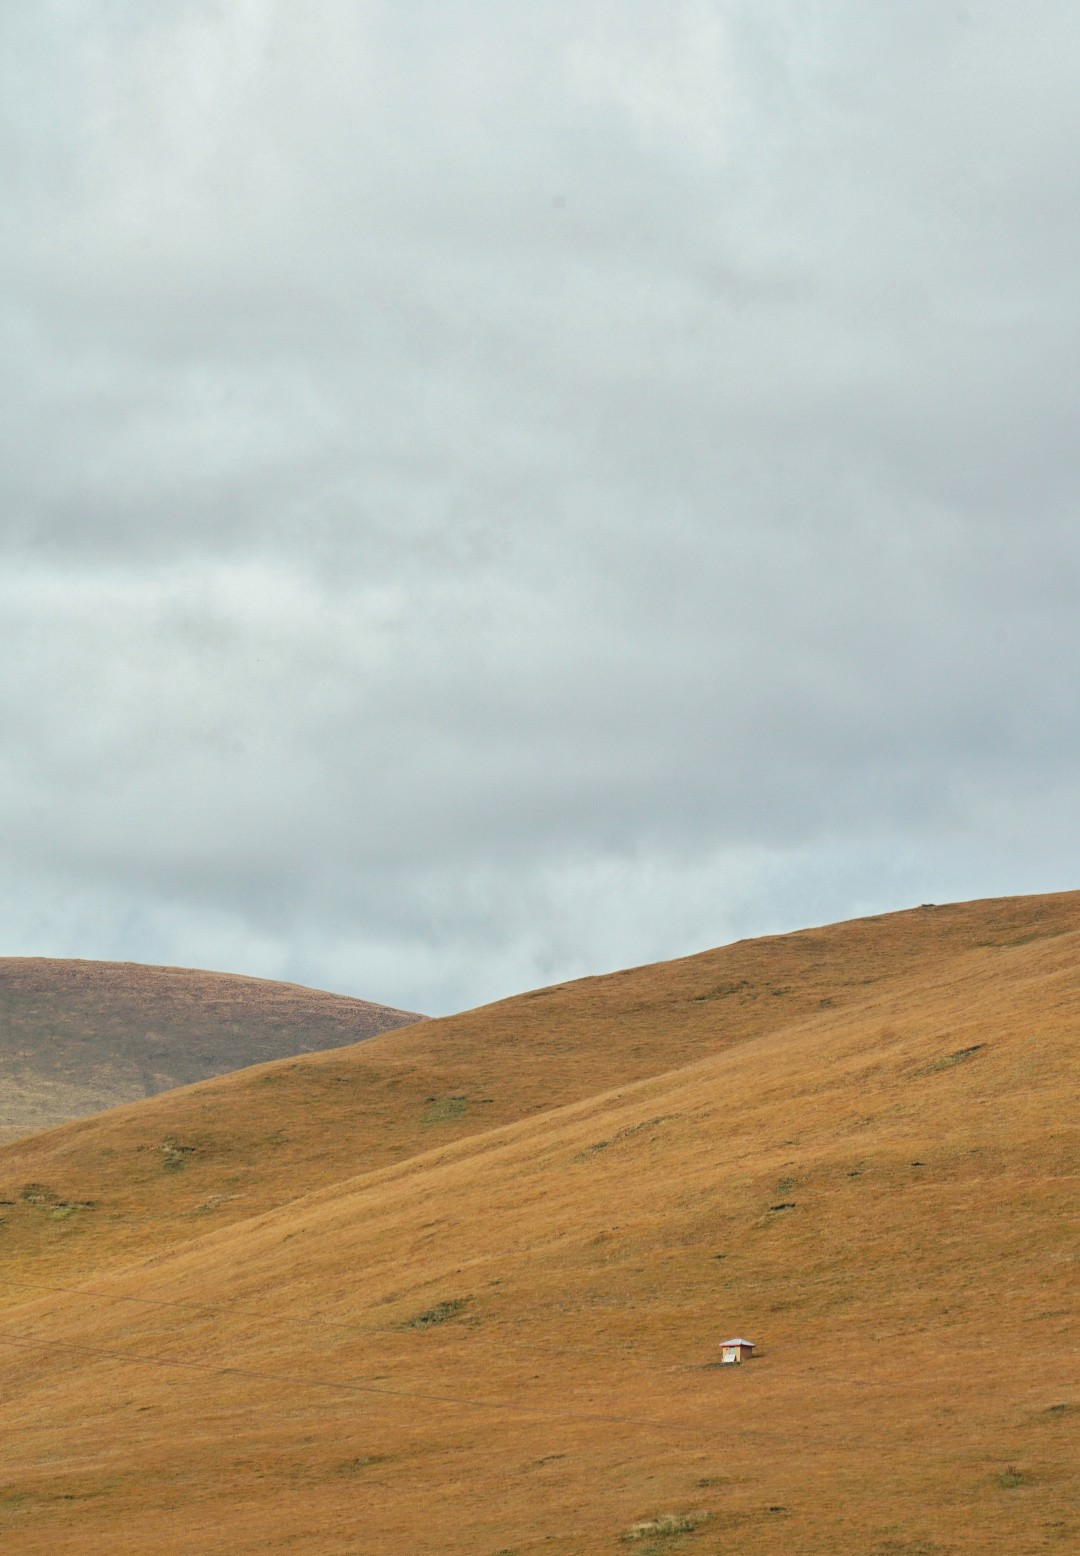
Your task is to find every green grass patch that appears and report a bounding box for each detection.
[160,1140,196,1172]
[997,1465,1029,1489]
[915,1044,986,1076]
[690,981,749,1003]
[573,1116,675,1160]
[621,1511,707,1545]
[404,1298,468,1329]
[421,1096,468,1126]
[19,1183,57,1206]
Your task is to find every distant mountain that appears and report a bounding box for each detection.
[0,957,422,1142]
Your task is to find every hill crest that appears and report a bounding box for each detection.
[0,956,422,1143]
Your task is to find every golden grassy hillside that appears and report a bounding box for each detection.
[0,958,421,1143]
[2,893,1079,1554]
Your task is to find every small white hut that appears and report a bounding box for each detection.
[719,1337,754,1365]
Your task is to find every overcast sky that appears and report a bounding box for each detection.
[3,2,1079,1015]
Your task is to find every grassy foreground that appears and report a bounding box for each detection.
[2,893,1079,1553]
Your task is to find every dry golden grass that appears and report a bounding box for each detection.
[2,893,1079,1554]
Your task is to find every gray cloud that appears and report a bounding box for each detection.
[2,1,1080,1012]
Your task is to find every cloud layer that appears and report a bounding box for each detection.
[4,2,1080,1011]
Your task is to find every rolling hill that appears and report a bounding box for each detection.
[2,893,1079,1554]
[0,958,422,1144]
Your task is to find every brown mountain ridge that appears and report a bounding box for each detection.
[0,958,422,1144]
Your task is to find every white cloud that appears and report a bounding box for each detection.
[2,2,1080,1012]
[568,1,733,158]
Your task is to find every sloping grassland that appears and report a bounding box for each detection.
[1,894,1078,1554]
